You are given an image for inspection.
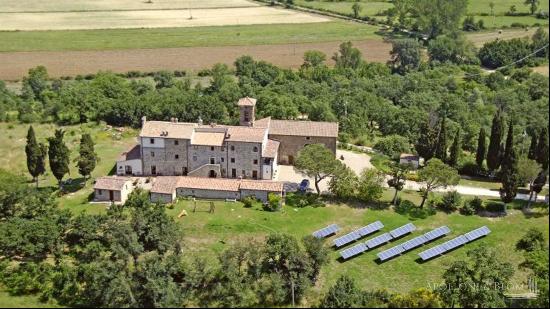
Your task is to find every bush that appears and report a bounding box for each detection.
[478,38,533,69]
[460,201,475,215]
[395,199,415,215]
[263,193,282,212]
[242,196,256,208]
[470,196,484,212]
[285,192,323,208]
[458,159,481,177]
[438,191,463,212]
[516,228,546,252]
[485,201,506,213]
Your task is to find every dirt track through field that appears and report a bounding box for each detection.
[0,40,391,80]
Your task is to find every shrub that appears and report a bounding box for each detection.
[459,201,475,215]
[485,201,506,213]
[395,199,415,215]
[285,192,323,208]
[516,228,546,252]
[458,159,481,177]
[263,193,282,212]
[242,196,256,208]
[438,191,463,212]
[478,38,533,69]
[469,196,484,212]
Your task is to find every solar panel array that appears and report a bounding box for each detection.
[333,221,384,247]
[389,223,416,238]
[340,243,368,260]
[312,224,340,239]
[365,233,393,249]
[377,226,451,261]
[418,226,491,261]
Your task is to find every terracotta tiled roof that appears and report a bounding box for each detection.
[118,144,141,161]
[140,121,196,139]
[94,176,132,191]
[268,119,338,138]
[151,176,179,194]
[262,139,280,158]
[149,176,285,194]
[177,177,241,192]
[240,180,284,192]
[237,97,257,107]
[226,126,266,143]
[254,117,271,128]
[191,132,225,146]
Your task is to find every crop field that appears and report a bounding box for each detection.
[0,5,329,31]
[465,27,541,46]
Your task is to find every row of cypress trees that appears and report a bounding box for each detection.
[25,126,97,188]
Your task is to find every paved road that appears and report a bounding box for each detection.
[277,149,547,202]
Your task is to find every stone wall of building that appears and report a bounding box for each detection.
[150,192,175,203]
[94,189,122,202]
[142,138,189,176]
[188,145,227,176]
[176,188,240,200]
[226,141,263,179]
[268,135,337,165]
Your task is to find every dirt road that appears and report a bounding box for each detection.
[0,40,391,80]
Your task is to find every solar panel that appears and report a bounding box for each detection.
[312,224,340,239]
[340,243,368,260]
[333,231,361,247]
[441,235,468,251]
[389,223,416,238]
[423,226,451,241]
[464,226,491,241]
[418,245,447,261]
[365,233,392,249]
[356,221,384,237]
[377,245,405,261]
[401,235,429,251]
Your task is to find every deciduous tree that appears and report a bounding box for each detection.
[417,159,460,208]
[295,144,340,194]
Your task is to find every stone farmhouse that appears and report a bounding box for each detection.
[116,97,338,181]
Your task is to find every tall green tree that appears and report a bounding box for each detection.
[535,127,549,170]
[434,117,447,162]
[500,121,520,204]
[524,0,540,15]
[475,127,487,170]
[448,128,461,167]
[387,163,411,205]
[389,39,422,74]
[528,131,538,160]
[413,0,468,38]
[76,133,98,182]
[351,2,362,19]
[295,144,340,194]
[328,163,358,200]
[415,120,438,161]
[417,159,460,208]
[319,275,360,308]
[48,129,70,188]
[25,126,47,187]
[438,246,514,308]
[21,66,49,102]
[487,112,504,173]
[332,42,362,70]
[356,169,385,204]
[517,158,542,209]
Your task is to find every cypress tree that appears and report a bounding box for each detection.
[434,117,447,162]
[48,129,70,188]
[25,126,47,187]
[527,132,538,160]
[500,121,519,203]
[415,121,438,160]
[475,128,487,170]
[449,128,461,167]
[77,133,98,182]
[487,112,504,172]
[535,127,549,170]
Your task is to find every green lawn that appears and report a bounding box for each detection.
[0,290,61,308]
[294,0,392,18]
[459,177,502,190]
[0,21,381,52]
[163,195,548,296]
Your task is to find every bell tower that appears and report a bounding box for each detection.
[238,97,257,126]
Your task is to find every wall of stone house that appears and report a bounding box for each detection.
[188,145,227,176]
[226,141,262,179]
[188,164,221,178]
[94,189,122,202]
[150,192,175,203]
[116,159,143,176]
[268,135,337,165]
[142,137,189,176]
[176,188,240,200]
[241,189,282,202]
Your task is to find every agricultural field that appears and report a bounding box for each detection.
[293,0,549,28]
[465,27,541,46]
[0,3,328,31]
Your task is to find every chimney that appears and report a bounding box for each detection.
[141,116,147,128]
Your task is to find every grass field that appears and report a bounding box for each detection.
[0,21,380,52]
[293,0,549,28]
[0,291,61,308]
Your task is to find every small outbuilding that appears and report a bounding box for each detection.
[116,145,142,176]
[93,176,134,203]
[399,153,420,169]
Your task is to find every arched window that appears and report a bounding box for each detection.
[253,146,258,152]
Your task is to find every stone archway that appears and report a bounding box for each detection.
[209,170,217,178]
